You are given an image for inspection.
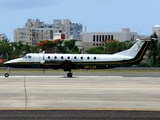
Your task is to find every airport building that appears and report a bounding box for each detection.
[14,18,83,46]
[81,28,149,53]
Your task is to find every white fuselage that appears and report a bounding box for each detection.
[5,53,133,64]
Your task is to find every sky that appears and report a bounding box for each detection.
[0,0,160,41]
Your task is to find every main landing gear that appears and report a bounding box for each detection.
[4,67,9,78]
[62,60,75,77]
[67,71,72,77]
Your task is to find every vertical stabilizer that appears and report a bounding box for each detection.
[114,39,151,59]
[126,39,146,58]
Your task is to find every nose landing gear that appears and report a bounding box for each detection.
[4,73,9,78]
[4,67,9,78]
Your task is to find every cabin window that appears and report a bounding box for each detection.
[74,56,77,59]
[87,57,90,60]
[81,56,83,59]
[48,56,50,59]
[54,56,57,59]
[23,55,27,59]
[94,57,96,60]
[28,56,32,59]
[61,56,63,59]
[68,56,70,59]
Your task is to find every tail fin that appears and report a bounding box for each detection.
[114,39,151,58]
[126,39,148,58]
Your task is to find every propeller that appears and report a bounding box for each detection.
[40,51,45,73]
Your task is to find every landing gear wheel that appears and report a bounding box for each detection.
[4,73,9,78]
[67,73,72,77]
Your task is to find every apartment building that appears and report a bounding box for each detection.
[0,33,7,41]
[63,19,82,40]
[14,18,83,46]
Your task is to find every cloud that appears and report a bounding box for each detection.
[0,0,57,9]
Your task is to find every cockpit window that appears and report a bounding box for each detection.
[23,55,27,59]
[23,55,32,59]
[28,56,32,59]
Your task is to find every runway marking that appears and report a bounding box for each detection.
[0,108,160,111]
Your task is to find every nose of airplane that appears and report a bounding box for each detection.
[3,60,16,67]
[3,58,22,67]
[4,61,11,67]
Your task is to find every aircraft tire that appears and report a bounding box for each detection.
[67,73,72,77]
[4,73,9,78]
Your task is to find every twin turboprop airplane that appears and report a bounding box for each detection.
[4,38,154,77]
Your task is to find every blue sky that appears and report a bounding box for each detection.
[0,0,160,41]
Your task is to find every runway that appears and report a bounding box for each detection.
[0,75,160,109]
[0,72,160,119]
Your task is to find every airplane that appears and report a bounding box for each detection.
[3,38,155,78]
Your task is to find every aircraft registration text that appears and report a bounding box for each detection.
[84,66,96,69]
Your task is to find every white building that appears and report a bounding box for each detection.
[81,28,148,52]
[14,18,83,46]
[152,24,160,36]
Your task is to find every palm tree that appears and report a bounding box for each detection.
[0,39,12,61]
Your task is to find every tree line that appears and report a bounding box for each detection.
[0,39,81,62]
